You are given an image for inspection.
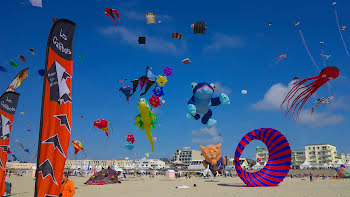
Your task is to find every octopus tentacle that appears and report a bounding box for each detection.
[285,80,317,112]
[291,86,317,120]
[281,76,319,109]
[294,88,319,120]
[285,86,315,117]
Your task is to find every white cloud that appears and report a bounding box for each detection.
[97,26,183,54]
[191,127,223,144]
[121,10,144,21]
[251,82,293,110]
[205,33,244,51]
[214,82,231,95]
[297,109,345,128]
[251,81,345,127]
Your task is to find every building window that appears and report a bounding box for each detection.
[309,147,311,150]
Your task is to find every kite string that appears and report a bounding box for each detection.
[298,29,321,72]
[334,8,350,56]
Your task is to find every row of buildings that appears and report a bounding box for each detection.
[64,157,166,170]
[256,144,350,167]
[6,144,349,171]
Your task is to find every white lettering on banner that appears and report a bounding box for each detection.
[5,97,12,104]
[52,37,72,55]
[60,29,67,40]
[0,101,16,112]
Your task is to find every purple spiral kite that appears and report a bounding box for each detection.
[234,128,291,187]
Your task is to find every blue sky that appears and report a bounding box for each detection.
[1,0,350,162]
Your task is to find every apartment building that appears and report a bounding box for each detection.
[256,147,268,164]
[305,144,337,165]
[170,147,202,166]
[6,161,35,170]
[291,150,306,166]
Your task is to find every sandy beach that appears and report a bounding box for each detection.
[6,175,350,197]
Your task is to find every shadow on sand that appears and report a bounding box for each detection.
[204,180,220,183]
[217,183,248,187]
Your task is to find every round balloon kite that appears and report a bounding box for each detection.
[234,128,291,187]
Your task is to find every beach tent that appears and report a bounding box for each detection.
[252,162,261,170]
[300,161,311,169]
[166,170,175,178]
[241,161,248,169]
[202,167,214,177]
[333,159,344,168]
[322,163,330,169]
[85,168,120,185]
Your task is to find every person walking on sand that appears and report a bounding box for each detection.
[60,172,75,197]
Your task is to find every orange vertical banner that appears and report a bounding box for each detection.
[0,68,29,196]
[34,19,75,197]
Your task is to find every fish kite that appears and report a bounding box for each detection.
[152,137,157,142]
[72,140,84,155]
[94,118,110,136]
[105,8,121,28]
[163,66,173,77]
[295,22,300,26]
[126,134,135,144]
[341,26,347,30]
[311,96,334,116]
[281,66,339,120]
[135,98,157,152]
